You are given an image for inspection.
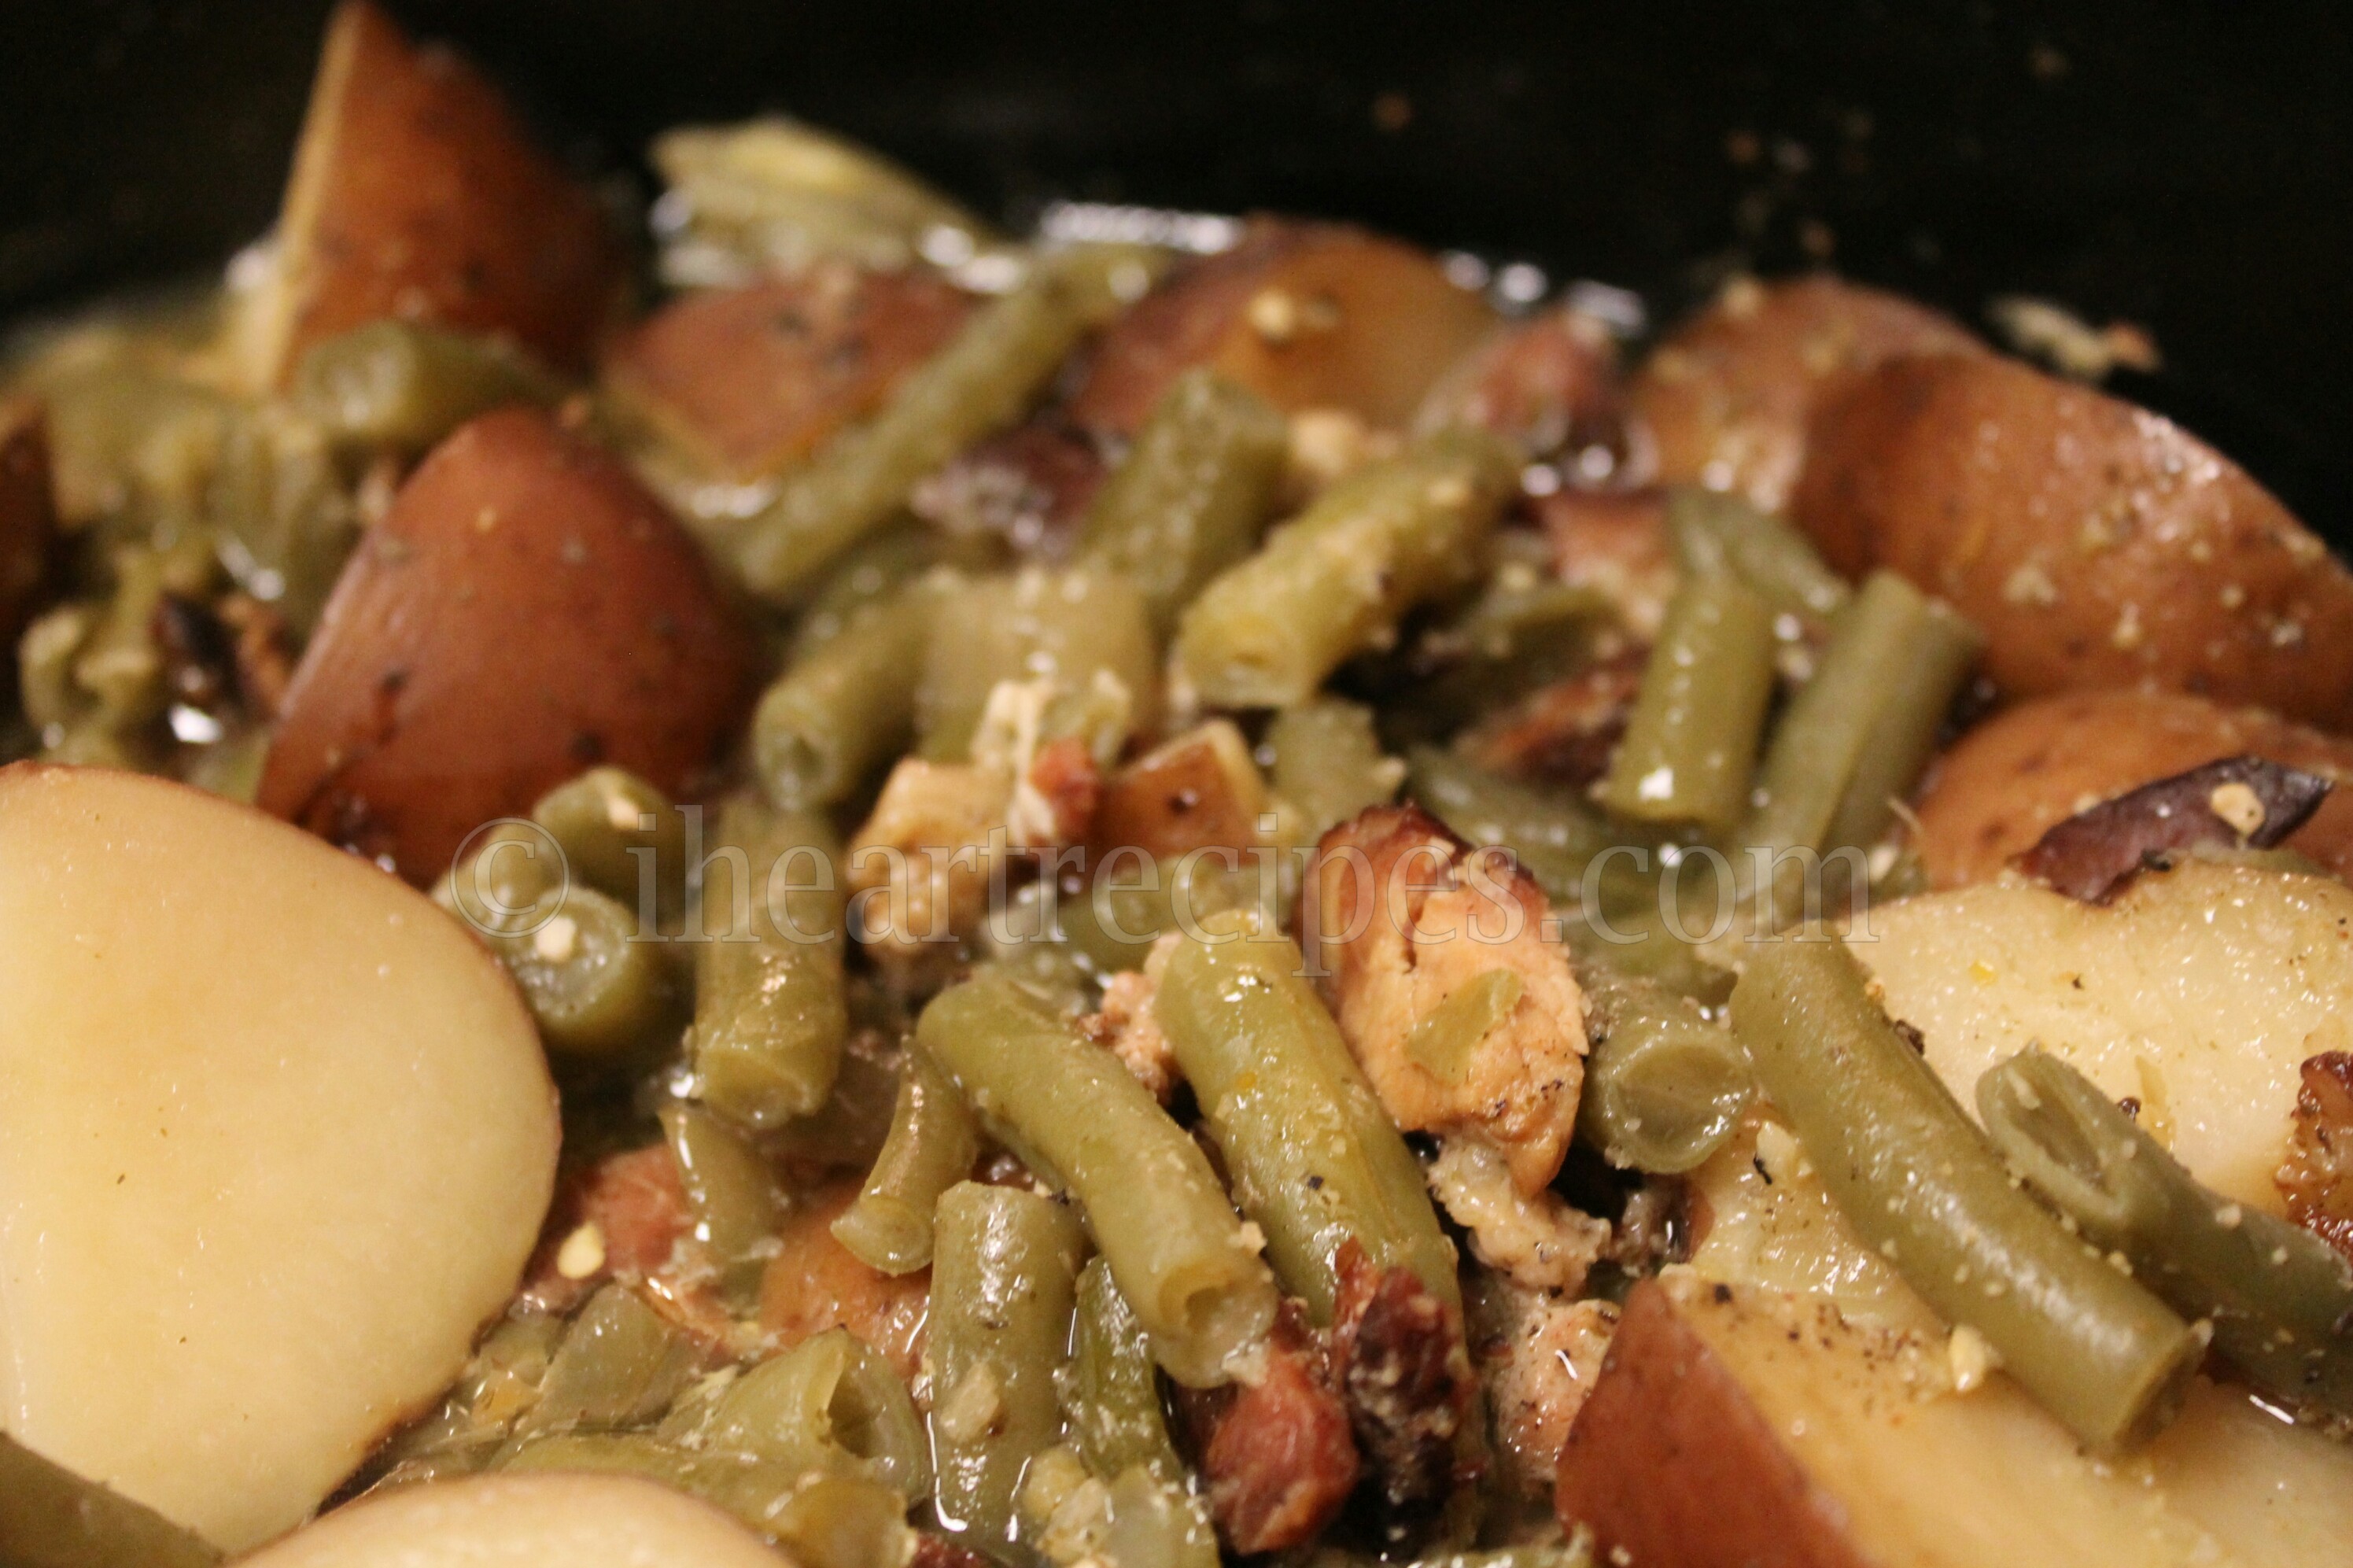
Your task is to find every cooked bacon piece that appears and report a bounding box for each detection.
[913,419,1105,555]
[1416,304,1625,460]
[1307,804,1588,1194]
[520,1144,695,1314]
[1531,489,1674,640]
[758,1181,930,1383]
[1331,1240,1477,1507]
[1454,655,1644,788]
[1017,735,1102,850]
[1178,1304,1361,1553]
[2016,754,2333,902]
[1081,963,1181,1103]
[2280,1053,2353,1266]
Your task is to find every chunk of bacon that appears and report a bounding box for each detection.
[1331,1240,1478,1508]
[1177,1304,1361,1553]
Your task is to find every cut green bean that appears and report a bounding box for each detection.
[1599,568,1776,831]
[1665,487,1849,628]
[1060,1257,1185,1488]
[1156,914,1460,1323]
[754,576,939,810]
[915,565,1156,762]
[692,799,850,1128]
[763,1475,920,1568]
[768,1030,905,1171]
[918,974,1278,1385]
[1267,697,1405,837]
[290,319,562,453]
[0,1433,221,1568]
[1575,967,1751,1173]
[658,1102,783,1298]
[1729,939,2202,1451]
[732,247,1157,603]
[1053,852,1266,977]
[1405,744,1624,908]
[513,1283,707,1440]
[532,767,687,927]
[788,522,974,659]
[1174,427,1520,708]
[1979,1050,2353,1419]
[928,1182,1087,1553]
[491,885,682,1057]
[1075,367,1289,633]
[695,1326,931,1497]
[832,1047,980,1275]
[1818,597,1981,853]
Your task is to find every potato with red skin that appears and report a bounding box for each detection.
[1067,219,1494,436]
[1628,275,1983,509]
[258,408,758,883]
[1796,352,2353,724]
[1088,719,1269,861]
[603,264,973,478]
[246,0,623,386]
[1911,688,2353,891]
[1416,304,1625,458]
[757,1182,929,1383]
[0,396,54,660]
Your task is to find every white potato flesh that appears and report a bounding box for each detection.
[1851,860,2353,1215]
[0,765,559,1552]
[233,1475,785,1568]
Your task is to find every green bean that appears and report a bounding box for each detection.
[0,1433,221,1568]
[768,1029,906,1171]
[1174,427,1520,708]
[1267,697,1405,837]
[1598,568,1776,831]
[763,1475,920,1568]
[692,799,850,1128]
[732,247,1157,603]
[434,821,564,938]
[1728,939,2202,1451]
[1053,852,1266,976]
[756,576,945,811]
[1025,1459,1218,1568]
[290,319,563,453]
[788,522,968,659]
[1665,487,1849,628]
[1157,914,1461,1324]
[533,767,688,927]
[1404,744,1624,907]
[832,1048,980,1275]
[928,1182,1087,1553]
[1979,1050,2353,1419]
[491,884,682,1057]
[694,1327,931,1497]
[1060,1257,1185,1487]
[1075,368,1289,633]
[915,565,1156,762]
[1575,967,1751,1173]
[182,725,271,803]
[918,976,1278,1386]
[382,1313,565,1467]
[513,1283,707,1440]
[1818,597,1981,854]
[658,1102,783,1298]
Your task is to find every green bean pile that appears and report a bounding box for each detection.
[17,60,2351,1568]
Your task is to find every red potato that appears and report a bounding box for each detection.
[248,0,624,386]
[0,396,54,656]
[1628,275,1984,510]
[1797,352,2353,724]
[1910,688,2353,888]
[1088,719,1270,861]
[1414,304,1626,459]
[257,408,758,883]
[1557,1274,2353,1568]
[756,1182,929,1383]
[603,264,973,478]
[1066,219,1495,436]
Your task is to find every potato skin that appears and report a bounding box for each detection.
[1066,219,1494,435]
[1628,275,1982,511]
[252,0,623,385]
[0,396,54,659]
[603,263,973,478]
[1912,688,2353,887]
[258,408,757,883]
[1797,353,2353,725]
[1556,1278,1872,1568]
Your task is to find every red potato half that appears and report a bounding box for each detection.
[0,395,55,655]
[1557,1274,2353,1568]
[1911,688,2353,888]
[603,263,974,478]
[1066,219,1495,436]
[0,766,557,1551]
[1796,352,2353,725]
[258,408,758,883]
[245,0,624,386]
[1628,274,1983,509]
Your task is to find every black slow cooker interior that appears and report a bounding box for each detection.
[2,0,2345,538]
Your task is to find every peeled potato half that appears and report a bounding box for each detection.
[0,765,559,1551]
